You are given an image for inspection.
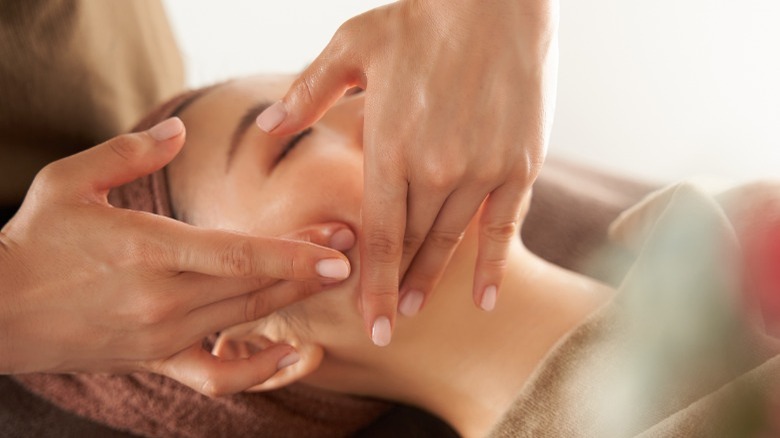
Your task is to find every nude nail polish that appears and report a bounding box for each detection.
[148,117,184,141]
[276,351,300,370]
[329,228,356,252]
[398,290,424,317]
[481,285,497,312]
[316,258,350,280]
[256,101,287,133]
[371,316,392,347]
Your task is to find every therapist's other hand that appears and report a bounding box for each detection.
[0,117,354,396]
[256,0,559,344]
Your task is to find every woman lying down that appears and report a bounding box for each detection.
[20,75,780,437]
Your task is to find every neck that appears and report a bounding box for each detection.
[366,239,613,437]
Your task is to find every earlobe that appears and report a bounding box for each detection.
[212,325,324,392]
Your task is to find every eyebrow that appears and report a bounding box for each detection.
[226,100,273,171]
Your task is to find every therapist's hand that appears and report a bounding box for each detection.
[256,0,559,344]
[0,117,354,396]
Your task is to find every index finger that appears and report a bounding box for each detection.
[360,152,408,346]
[162,222,351,282]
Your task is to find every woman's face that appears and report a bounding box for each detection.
[168,75,364,237]
[167,76,369,351]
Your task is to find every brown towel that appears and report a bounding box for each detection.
[13,89,391,438]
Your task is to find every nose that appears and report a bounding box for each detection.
[319,93,364,150]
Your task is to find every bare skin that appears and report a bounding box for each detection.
[260,0,561,345]
[163,75,611,436]
[0,117,354,395]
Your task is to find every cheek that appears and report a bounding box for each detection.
[268,149,364,235]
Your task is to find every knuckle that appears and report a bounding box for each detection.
[221,239,256,277]
[136,299,175,327]
[365,287,399,302]
[480,255,510,271]
[243,290,270,322]
[109,134,145,163]
[472,165,503,187]
[365,231,402,262]
[405,266,438,288]
[335,16,360,41]
[292,74,316,107]
[123,236,157,266]
[402,233,425,253]
[427,228,465,249]
[32,162,67,192]
[199,377,226,398]
[482,217,521,244]
[421,162,463,191]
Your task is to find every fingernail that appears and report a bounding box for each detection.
[316,258,350,280]
[398,290,424,317]
[256,101,287,133]
[276,351,300,370]
[148,117,184,141]
[481,285,497,312]
[371,316,392,347]
[329,228,356,252]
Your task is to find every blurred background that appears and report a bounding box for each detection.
[163,0,779,184]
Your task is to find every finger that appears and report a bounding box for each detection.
[360,159,408,346]
[162,224,351,282]
[398,187,487,317]
[180,279,327,336]
[398,185,450,280]
[473,183,528,311]
[170,224,356,311]
[255,21,365,136]
[280,222,356,252]
[150,343,299,397]
[50,117,185,198]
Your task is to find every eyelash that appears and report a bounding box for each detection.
[277,128,313,162]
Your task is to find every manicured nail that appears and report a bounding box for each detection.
[481,285,497,312]
[148,117,184,141]
[371,316,392,347]
[398,290,424,317]
[256,101,287,132]
[276,351,300,370]
[316,258,350,280]
[329,228,356,252]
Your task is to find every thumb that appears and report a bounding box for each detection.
[280,222,356,252]
[57,117,185,198]
[256,32,364,136]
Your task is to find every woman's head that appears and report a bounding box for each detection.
[159,75,373,389]
[126,74,530,400]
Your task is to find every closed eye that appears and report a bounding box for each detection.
[275,127,313,164]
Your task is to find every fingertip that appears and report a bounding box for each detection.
[148,117,185,142]
[371,316,392,347]
[398,289,424,317]
[479,285,498,312]
[256,101,287,133]
[276,350,301,370]
[329,228,356,252]
[315,258,351,280]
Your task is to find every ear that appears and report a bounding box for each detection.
[212,321,324,392]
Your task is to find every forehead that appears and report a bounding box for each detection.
[180,75,294,121]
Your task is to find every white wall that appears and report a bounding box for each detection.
[163,1,392,84]
[163,0,780,183]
